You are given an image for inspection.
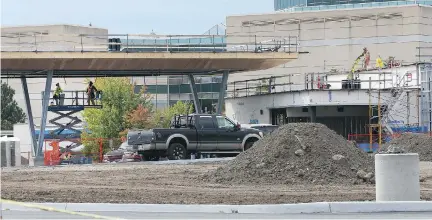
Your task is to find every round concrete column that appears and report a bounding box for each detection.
[375,153,420,201]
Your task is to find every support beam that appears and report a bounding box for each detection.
[37,70,53,158]
[188,74,202,114]
[20,77,37,158]
[217,71,229,114]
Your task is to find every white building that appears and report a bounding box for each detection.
[224,4,432,138]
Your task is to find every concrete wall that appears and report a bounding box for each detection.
[226,5,432,83]
[1,25,108,126]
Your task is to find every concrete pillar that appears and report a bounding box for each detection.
[375,153,420,201]
[5,141,12,167]
[14,140,21,167]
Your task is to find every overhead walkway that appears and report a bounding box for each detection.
[0,33,299,165]
[1,51,297,78]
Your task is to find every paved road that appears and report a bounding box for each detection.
[2,210,432,219]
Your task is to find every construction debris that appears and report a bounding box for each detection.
[203,123,374,185]
[382,133,432,161]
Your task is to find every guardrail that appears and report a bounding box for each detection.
[1,33,298,53]
[42,90,102,106]
[225,65,417,98]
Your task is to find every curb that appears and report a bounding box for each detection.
[2,201,432,214]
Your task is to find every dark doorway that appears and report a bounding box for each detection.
[271,108,287,125]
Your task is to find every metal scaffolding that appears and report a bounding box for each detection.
[420,63,432,133]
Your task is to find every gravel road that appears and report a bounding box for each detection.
[1,161,432,204]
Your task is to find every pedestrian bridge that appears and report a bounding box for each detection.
[0,51,298,78]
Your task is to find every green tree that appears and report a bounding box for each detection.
[1,82,26,130]
[81,77,152,155]
[151,101,194,128]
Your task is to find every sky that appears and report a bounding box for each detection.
[1,0,273,34]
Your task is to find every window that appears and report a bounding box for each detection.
[216,116,235,129]
[199,116,215,129]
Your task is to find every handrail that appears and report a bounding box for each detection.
[1,33,299,53]
[42,90,102,106]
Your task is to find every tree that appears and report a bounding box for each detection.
[150,101,194,128]
[119,104,153,138]
[1,82,26,130]
[81,77,152,155]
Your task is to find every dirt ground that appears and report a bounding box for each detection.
[1,161,432,204]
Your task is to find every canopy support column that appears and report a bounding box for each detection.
[188,74,202,114]
[217,71,229,114]
[20,76,37,162]
[36,70,53,163]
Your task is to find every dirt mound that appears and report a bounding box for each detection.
[382,133,432,161]
[203,123,374,185]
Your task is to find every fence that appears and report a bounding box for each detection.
[348,129,432,153]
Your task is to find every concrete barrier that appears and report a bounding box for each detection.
[375,153,420,201]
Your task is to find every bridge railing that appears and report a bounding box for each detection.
[1,33,298,53]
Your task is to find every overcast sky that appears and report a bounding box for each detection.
[1,0,273,34]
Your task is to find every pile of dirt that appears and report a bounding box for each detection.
[382,133,432,161]
[203,123,374,185]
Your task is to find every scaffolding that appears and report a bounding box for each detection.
[420,63,432,133]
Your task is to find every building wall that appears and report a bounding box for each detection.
[226,5,432,85]
[1,25,108,126]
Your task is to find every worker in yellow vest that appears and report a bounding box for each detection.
[376,56,384,69]
[53,83,63,105]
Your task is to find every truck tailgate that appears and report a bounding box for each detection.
[127,130,154,145]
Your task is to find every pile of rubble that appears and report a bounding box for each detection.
[382,133,432,161]
[203,123,374,185]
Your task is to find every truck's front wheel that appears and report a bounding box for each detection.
[167,143,187,160]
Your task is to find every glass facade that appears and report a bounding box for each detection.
[275,0,432,11]
[127,36,226,112]
[121,36,226,52]
[275,0,307,10]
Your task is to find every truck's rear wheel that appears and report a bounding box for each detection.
[167,143,187,160]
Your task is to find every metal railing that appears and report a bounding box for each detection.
[1,33,298,54]
[226,63,417,98]
[42,90,102,106]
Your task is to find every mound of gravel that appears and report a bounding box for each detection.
[382,133,432,161]
[203,123,374,185]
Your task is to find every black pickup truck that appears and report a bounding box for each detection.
[127,114,263,161]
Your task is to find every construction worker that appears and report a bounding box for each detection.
[87,81,98,105]
[376,56,384,69]
[53,83,63,105]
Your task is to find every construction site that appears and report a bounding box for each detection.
[2,4,432,206]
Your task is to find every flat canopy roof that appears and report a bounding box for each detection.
[0,51,298,78]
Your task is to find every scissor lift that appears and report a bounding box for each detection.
[46,90,102,142]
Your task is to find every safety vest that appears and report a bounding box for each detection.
[54,87,63,96]
[376,57,384,68]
